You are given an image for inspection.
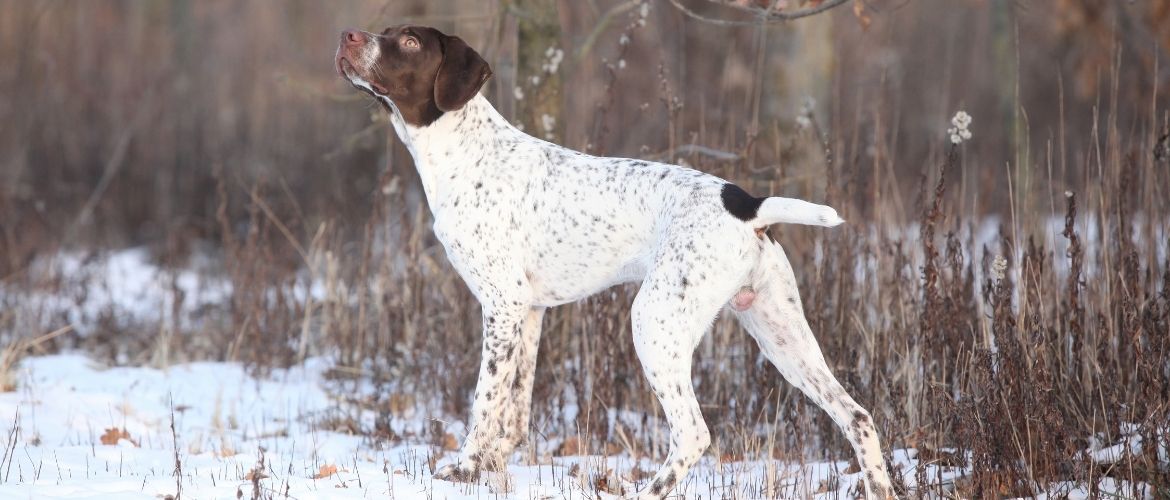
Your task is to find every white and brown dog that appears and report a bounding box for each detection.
[336,25,894,499]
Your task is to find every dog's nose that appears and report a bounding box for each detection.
[341,29,366,47]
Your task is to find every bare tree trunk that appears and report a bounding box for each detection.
[513,0,563,141]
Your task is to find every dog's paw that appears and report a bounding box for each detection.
[433,462,479,483]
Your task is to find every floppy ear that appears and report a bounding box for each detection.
[434,34,492,112]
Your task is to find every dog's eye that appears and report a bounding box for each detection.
[402,36,419,50]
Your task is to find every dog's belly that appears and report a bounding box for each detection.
[529,259,647,306]
[526,234,651,307]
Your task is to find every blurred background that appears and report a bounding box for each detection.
[2,0,1167,255]
[2,0,1169,497]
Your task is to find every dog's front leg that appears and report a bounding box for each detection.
[500,307,545,455]
[434,298,531,482]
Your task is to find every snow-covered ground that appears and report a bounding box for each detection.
[0,355,945,499]
[0,354,1157,499]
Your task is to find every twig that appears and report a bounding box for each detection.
[374,1,493,26]
[18,325,74,352]
[576,0,642,61]
[322,119,388,162]
[242,181,310,266]
[667,0,851,26]
[169,395,182,500]
[2,326,76,389]
[65,89,156,243]
[1,410,18,483]
[647,144,742,162]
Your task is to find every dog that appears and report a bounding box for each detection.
[336,25,894,499]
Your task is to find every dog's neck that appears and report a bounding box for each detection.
[386,93,524,204]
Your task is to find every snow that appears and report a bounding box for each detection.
[2,354,1157,499]
[5,248,232,337]
[0,354,939,499]
[1084,422,1170,469]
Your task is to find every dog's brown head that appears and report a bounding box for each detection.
[335,25,491,126]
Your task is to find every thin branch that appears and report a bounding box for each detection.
[648,144,742,163]
[576,0,642,61]
[243,180,310,267]
[65,89,156,243]
[667,0,851,26]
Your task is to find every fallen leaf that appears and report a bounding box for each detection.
[244,469,268,481]
[814,476,839,494]
[99,427,138,447]
[592,469,624,496]
[441,433,459,451]
[313,464,339,479]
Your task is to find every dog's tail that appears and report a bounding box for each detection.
[754,196,845,228]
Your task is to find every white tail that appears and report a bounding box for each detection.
[754,197,845,227]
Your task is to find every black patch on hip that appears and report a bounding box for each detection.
[720,183,764,221]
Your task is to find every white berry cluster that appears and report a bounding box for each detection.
[796,96,816,130]
[948,111,973,144]
[541,46,564,74]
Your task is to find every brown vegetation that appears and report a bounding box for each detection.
[1,1,1168,497]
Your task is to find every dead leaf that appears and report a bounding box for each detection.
[624,465,652,482]
[852,0,872,29]
[387,393,414,415]
[441,433,459,451]
[313,464,339,479]
[593,470,621,495]
[719,451,744,463]
[916,446,966,467]
[814,476,839,494]
[244,469,268,481]
[99,427,138,447]
[1154,132,1169,163]
[557,436,581,456]
[771,447,795,461]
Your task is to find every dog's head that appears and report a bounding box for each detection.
[335,25,491,126]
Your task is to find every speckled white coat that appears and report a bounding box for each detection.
[358,83,893,499]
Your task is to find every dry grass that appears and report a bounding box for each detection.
[1,1,1169,498]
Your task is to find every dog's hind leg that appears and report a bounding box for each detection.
[628,287,711,499]
[627,252,749,499]
[732,239,894,499]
